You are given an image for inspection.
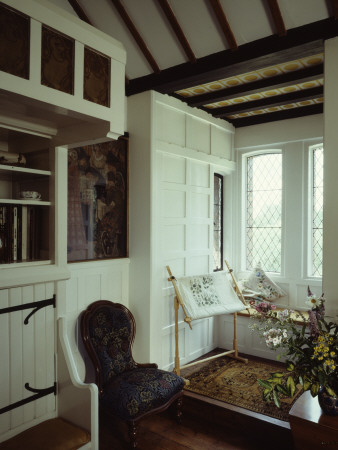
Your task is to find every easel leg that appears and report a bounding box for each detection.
[230,312,248,364]
[174,296,180,376]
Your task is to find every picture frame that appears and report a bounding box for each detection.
[67,136,128,262]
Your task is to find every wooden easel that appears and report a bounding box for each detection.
[167,261,248,376]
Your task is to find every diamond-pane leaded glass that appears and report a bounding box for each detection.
[312,146,323,277]
[213,174,223,271]
[246,153,282,272]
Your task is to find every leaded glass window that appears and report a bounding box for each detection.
[311,145,323,277]
[213,174,223,271]
[246,153,282,273]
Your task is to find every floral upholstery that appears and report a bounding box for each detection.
[87,305,137,385]
[82,301,185,426]
[101,367,185,420]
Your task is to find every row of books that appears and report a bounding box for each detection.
[0,204,41,264]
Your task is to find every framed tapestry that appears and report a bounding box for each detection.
[67,136,128,262]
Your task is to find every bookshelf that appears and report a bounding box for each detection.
[0,146,53,266]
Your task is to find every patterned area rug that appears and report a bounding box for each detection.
[183,355,302,422]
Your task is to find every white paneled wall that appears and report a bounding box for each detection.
[153,93,236,369]
[158,154,215,369]
[128,91,236,368]
[64,259,130,382]
[152,103,237,366]
[0,283,56,440]
[219,315,279,361]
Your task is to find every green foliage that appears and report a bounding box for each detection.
[249,296,338,408]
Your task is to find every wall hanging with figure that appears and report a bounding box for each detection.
[67,136,128,262]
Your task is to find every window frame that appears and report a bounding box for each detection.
[307,142,324,278]
[213,172,224,272]
[234,140,323,310]
[241,149,284,275]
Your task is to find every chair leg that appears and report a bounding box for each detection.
[128,421,138,448]
[175,396,183,424]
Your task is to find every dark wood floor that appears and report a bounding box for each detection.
[99,351,295,449]
[99,402,294,450]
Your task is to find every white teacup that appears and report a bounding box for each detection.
[20,191,41,200]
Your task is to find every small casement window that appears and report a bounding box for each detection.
[310,144,323,277]
[213,173,223,271]
[246,153,282,273]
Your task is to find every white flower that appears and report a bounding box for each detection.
[305,296,322,308]
[278,309,290,320]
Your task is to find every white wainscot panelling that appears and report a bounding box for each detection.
[0,289,10,434]
[188,318,214,359]
[219,315,277,361]
[189,160,210,188]
[164,258,185,278]
[161,153,186,184]
[219,315,247,350]
[0,284,56,441]
[65,260,129,382]
[156,103,186,147]
[187,255,210,275]
[66,260,129,315]
[161,323,187,371]
[191,191,210,218]
[187,223,210,250]
[161,224,185,255]
[161,289,177,329]
[211,126,232,160]
[186,116,210,154]
[161,189,186,218]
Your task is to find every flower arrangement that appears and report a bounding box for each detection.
[249,288,338,408]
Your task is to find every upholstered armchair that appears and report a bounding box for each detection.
[81,300,185,448]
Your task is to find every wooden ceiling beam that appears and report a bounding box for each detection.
[157,0,196,63]
[208,0,238,50]
[126,18,337,96]
[67,0,92,25]
[184,64,323,107]
[329,0,338,19]
[211,86,323,117]
[228,103,323,127]
[266,0,286,36]
[110,0,160,74]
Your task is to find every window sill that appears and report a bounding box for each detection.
[237,307,309,325]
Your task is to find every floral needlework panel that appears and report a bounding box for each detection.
[244,263,287,301]
[177,271,246,320]
[189,276,221,307]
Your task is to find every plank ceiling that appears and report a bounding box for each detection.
[61,0,338,127]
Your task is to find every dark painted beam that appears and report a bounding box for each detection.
[227,103,323,127]
[157,0,196,63]
[126,18,338,96]
[266,0,286,36]
[67,0,92,24]
[183,64,323,107]
[110,0,161,74]
[210,86,323,117]
[328,0,338,19]
[208,0,238,50]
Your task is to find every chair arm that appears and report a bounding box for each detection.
[57,317,99,450]
[135,362,158,369]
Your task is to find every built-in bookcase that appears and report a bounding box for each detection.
[0,146,53,266]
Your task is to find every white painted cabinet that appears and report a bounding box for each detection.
[128,91,236,368]
[0,0,126,444]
